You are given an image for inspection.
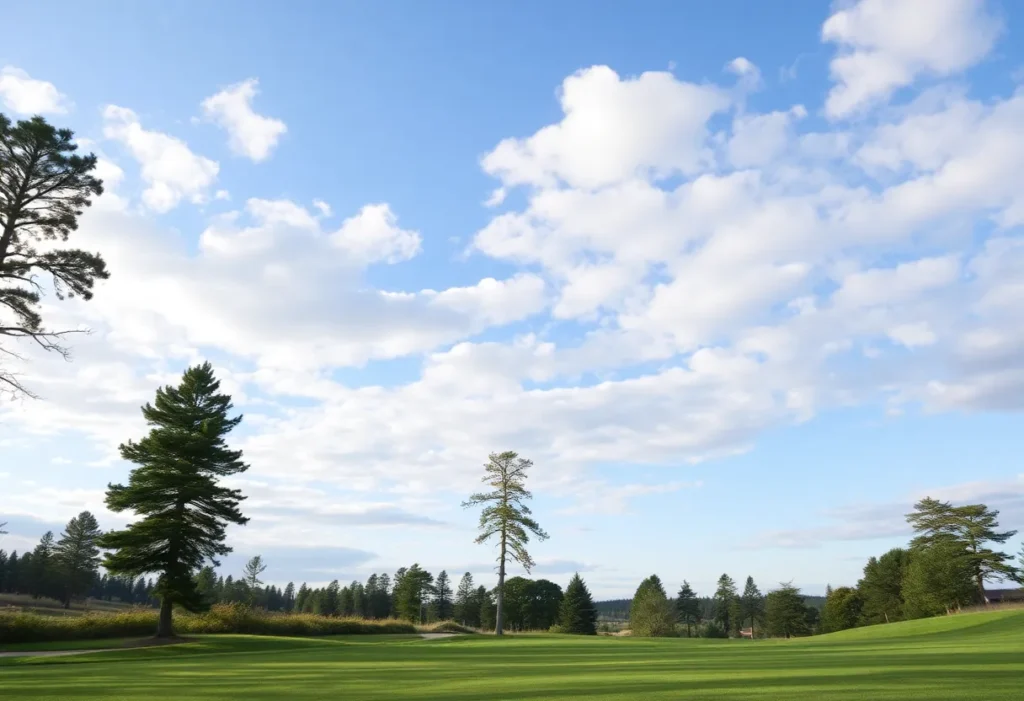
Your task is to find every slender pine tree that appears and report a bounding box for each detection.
[462,451,548,636]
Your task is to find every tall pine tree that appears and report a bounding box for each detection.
[739,576,764,636]
[0,114,110,399]
[431,570,454,620]
[453,572,476,626]
[98,363,249,637]
[713,574,738,635]
[54,511,102,608]
[462,451,548,636]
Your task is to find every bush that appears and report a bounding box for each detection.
[548,624,565,634]
[0,604,418,644]
[700,621,729,638]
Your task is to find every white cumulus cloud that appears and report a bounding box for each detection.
[201,78,287,162]
[0,66,70,114]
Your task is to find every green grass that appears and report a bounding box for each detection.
[2,610,1022,700]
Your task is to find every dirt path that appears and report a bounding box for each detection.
[418,633,458,639]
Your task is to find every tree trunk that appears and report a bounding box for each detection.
[495,536,507,636]
[976,573,988,604]
[156,597,174,638]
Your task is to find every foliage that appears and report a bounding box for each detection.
[675,581,701,637]
[712,574,738,635]
[54,512,102,608]
[558,573,597,635]
[462,451,548,635]
[392,564,433,623]
[453,573,478,627]
[764,583,811,638]
[0,113,110,399]
[739,576,764,636]
[629,574,676,637]
[820,586,863,633]
[431,570,454,621]
[242,556,266,606]
[478,586,496,631]
[906,497,1018,599]
[0,603,417,643]
[98,363,249,637]
[857,548,911,624]
[902,540,979,618]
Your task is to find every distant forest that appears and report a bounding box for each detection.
[595,596,827,621]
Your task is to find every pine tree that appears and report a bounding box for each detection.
[739,576,764,636]
[98,363,250,637]
[478,586,497,631]
[242,556,266,607]
[713,574,738,635]
[675,581,700,637]
[29,531,57,600]
[54,511,102,608]
[559,573,597,635]
[453,572,476,626]
[764,583,809,638]
[295,583,310,613]
[630,574,675,637]
[432,570,454,621]
[0,114,110,399]
[393,564,433,622]
[907,498,1018,602]
[463,451,549,636]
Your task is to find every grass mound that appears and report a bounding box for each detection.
[417,620,477,634]
[807,608,1024,644]
[0,603,417,644]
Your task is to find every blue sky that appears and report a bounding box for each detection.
[2,0,1023,599]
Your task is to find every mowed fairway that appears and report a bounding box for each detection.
[2,610,1022,700]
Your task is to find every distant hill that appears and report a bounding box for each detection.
[596,594,826,621]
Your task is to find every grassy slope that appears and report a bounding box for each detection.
[2,610,1022,700]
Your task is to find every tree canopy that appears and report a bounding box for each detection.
[98,362,249,637]
[0,113,109,399]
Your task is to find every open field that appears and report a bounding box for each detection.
[1,609,1022,700]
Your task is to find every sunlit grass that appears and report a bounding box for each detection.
[2,610,1022,700]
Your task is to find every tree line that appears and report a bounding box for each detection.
[820,498,1021,633]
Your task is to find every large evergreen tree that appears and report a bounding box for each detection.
[739,576,764,636]
[393,564,433,622]
[530,579,564,630]
[98,363,250,637]
[630,574,675,637]
[0,114,110,399]
[559,573,597,635]
[54,511,102,608]
[463,451,548,636]
[712,574,738,635]
[675,581,700,637]
[764,583,809,639]
[453,572,476,626]
[906,498,1018,601]
[431,570,454,621]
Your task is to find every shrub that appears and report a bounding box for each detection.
[0,604,418,644]
[700,621,728,638]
